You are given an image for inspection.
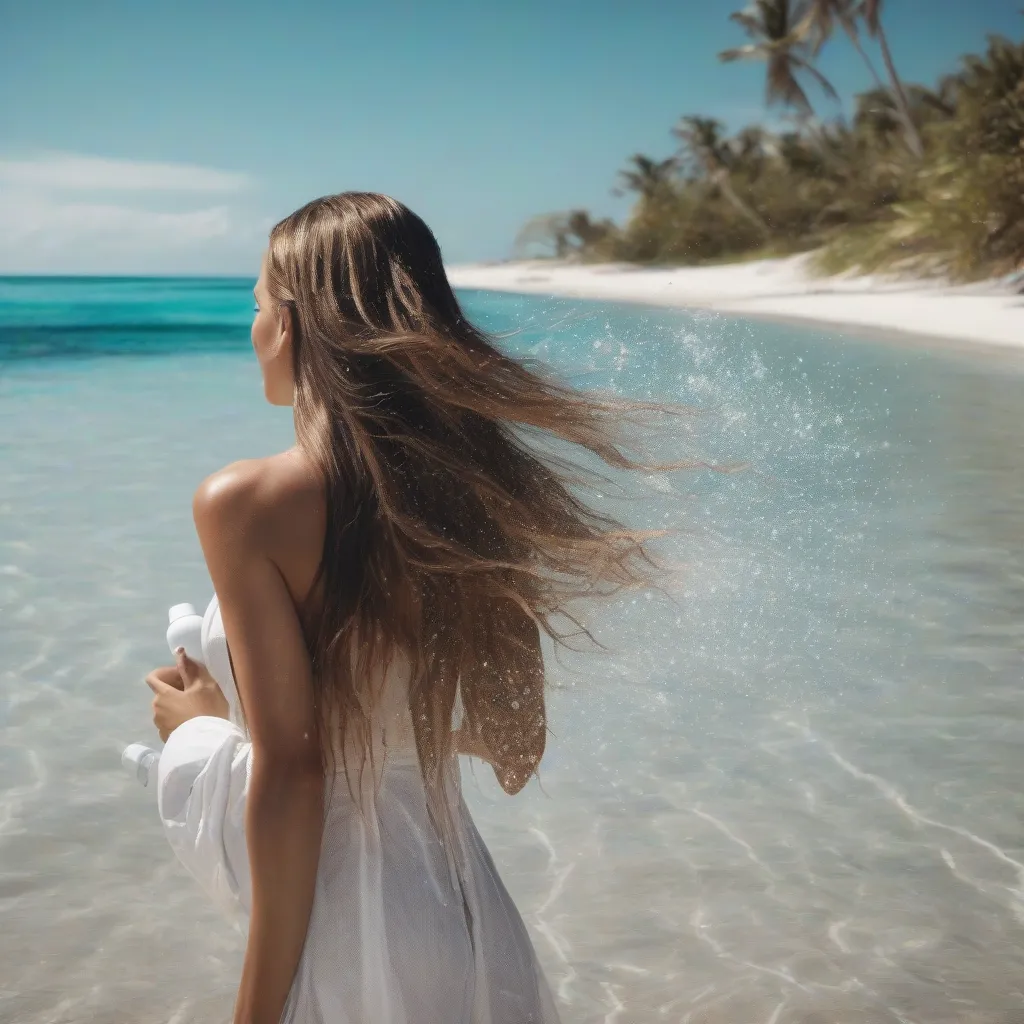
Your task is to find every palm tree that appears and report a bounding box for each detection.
[613,154,677,200]
[719,0,839,117]
[853,84,954,147]
[513,213,574,259]
[673,116,771,235]
[946,31,1024,156]
[852,85,906,144]
[728,125,781,176]
[773,127,831,176]
[955,31,1024,109]
[512,210,616,259]
[565,210,615,249]
[858,0,925,156]
[797,0,885,89]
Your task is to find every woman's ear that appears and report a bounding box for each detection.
[277,303,294,351]
[274,304,297,370]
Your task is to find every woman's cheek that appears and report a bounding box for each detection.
[251,318,267,360]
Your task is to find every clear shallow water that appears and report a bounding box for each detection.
[1,277,1023,1023]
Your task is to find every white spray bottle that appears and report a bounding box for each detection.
[122,603,206,787]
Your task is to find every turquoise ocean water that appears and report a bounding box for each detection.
[1,276,1023,1023]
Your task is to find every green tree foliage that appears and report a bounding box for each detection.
[524,13,1023,282]
[817,31,1024,278]
[798,0,925,155]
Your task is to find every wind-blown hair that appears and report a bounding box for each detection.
[265,192,686,808]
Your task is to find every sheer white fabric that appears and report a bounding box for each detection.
[156,594,561,1024]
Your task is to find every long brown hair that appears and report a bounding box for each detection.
[265,192,688,808]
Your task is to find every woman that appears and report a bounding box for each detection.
[144,193,669,1024]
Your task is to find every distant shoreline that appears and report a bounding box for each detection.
[446,254,1024,358]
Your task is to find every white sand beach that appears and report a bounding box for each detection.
[448,254,1023,353]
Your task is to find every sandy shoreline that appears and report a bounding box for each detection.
[447,254,1023,355]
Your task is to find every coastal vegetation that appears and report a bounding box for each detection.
[518,2,1024,282]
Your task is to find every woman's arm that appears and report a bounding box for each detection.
[193,462,324,1024]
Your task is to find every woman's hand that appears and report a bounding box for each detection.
[146,649,231,742]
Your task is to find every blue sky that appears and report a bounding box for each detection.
[0,0,1018,274]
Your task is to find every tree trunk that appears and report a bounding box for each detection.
[713,169,771,236]
[841,21,886,92]
[875,22,925,158]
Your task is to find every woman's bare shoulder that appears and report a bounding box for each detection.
[193,449,325,548]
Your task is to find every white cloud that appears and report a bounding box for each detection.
[0,152,263,273]
[0,193,230,245]
[0,151,250,193]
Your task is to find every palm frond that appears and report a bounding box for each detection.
[859,0,883,36]
[718,45,764,63]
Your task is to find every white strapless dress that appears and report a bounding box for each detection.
[156,594,561,1024]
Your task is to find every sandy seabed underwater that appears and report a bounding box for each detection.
[2,276,1024,1023]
